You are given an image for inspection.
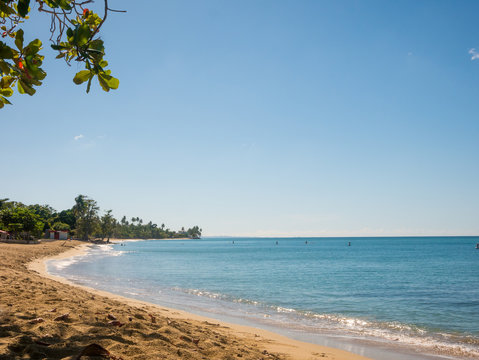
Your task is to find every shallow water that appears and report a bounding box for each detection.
[47,237,479,359]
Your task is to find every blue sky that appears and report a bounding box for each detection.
[1,0,478,236]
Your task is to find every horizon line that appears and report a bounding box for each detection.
[202,234,479,239]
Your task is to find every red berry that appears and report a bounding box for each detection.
[83,8,89,16]
[18,61,24,70]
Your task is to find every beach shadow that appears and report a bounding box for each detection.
[67,333,136,346]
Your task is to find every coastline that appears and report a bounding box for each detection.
[43,239,464,360]
[1,240,370,360]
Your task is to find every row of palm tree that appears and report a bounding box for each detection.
[0,196,202,241]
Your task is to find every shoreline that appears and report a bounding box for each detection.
[5,240,369,360]
[110,238,193,242]
[25,239,474,360]
[38,240,460,360]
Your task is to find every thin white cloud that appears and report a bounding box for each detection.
[469,48,479,60]
[74,134,84,141]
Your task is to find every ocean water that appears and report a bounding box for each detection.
[47,237,479,359]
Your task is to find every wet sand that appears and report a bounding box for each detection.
[0,240,370,360]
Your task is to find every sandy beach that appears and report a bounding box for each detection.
[0,240,370,360]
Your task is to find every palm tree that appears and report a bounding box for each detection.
[0,198,10,210]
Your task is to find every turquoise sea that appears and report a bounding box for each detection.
[47,237,479,359]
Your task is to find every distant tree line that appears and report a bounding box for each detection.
[0,195,202,241]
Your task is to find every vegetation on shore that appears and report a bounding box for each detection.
[0,195,202,241]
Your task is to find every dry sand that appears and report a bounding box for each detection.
[0,240,370,360]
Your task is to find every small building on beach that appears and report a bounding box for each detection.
[0,230,11,241]
[46,230,69,240]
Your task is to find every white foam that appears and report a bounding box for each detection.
[47,244,125,274]
[167,287,479,358]
[92,244,125,256]
[47,256,84,270]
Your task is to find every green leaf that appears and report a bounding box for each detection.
[97,74,110,92]
[17,0,30,17]
[0,100,4,109]
[17,80,25,94]
[66,28,74,43]
[25,54,34,65]
[18,79,35,95]
[43,0,59,8]
[29,78,42,86]
[0,4,15,16]
[75,24,91,46]
[86,76,92,93]
[15,29,24,51]
[100,73,119,90]
[0,76,14,88]
[30,68,46,81]
[0,42,15,59]
[58,0,71,10]
[89,39,104,52]
[24,39,41,55]
[0,87,13,97]
[73,70,91,85]
[51,44,68,51]
[0,60,10,74]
